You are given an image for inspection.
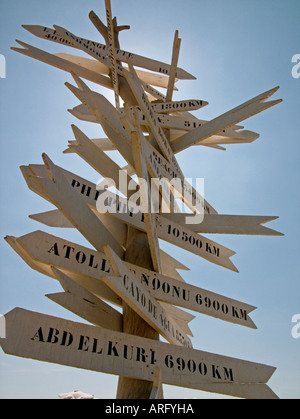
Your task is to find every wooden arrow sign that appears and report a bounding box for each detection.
[22,25,196,80]
[29,154,124,259]
[172,87,282,153]
[7,231,256,328]
[66,125,137,200]
[53,24,113,67]
[166,30,181,102]
[21,163,101,211]
[104,0,120,108]
[30,209,74,228]
[103,246,193,348]
[131,121,162,273]
[56,53,173,89]
[163,115,259,143]
[47,267,123,332]
[163,214,284,236]
[5,233,122,307]
[0,308,278,399]
[11,41,112,89]
[156,215,238,273]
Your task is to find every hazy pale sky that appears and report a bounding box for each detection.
[0,0,299,399]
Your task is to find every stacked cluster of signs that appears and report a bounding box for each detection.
[1,0,283,399]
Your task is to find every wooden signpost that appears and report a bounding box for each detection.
[2,0,284,400]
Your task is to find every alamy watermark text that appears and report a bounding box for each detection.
[0,314,6,338]
[292,314,300,339]
[0,54,6,79]
[292,54,300,79]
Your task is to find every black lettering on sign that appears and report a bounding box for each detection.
[195,294,250,322]
[31,327,73,347]
[107,341,119,357]
[164,355,234,382]
[232,307,248,321]
[47,242,111,276]
[206,243,220,257]
[48,243,59,256]
[166,224,222,259]
[71,179,99,202]
[167,224,203,250]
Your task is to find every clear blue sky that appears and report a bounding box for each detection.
[0,0,299,399]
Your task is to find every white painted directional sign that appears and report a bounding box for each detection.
[5,233,122,307]
[53,24,113,68]
[172,87,282,153]
[166,30,181,102]
[127,263,256,329]
[30,154,124,259]
[21,164,100,211]
[35,209,281,237]
[103,246,193,348]
[47,268,123,332]
[22,25,196,80]
[29,209,74,228]
[7,231,256,328]
[131,123,162,273]
[0,308,278,399]
[68,103,98,124]
[156,215,238,273]
[104,0,120,108]
[56,52,172,89]
[11,41,112,89]
[163,214,284,236]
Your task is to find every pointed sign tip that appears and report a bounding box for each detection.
[4,235,16,244]
[22,25,33,32]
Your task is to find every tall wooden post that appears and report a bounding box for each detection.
[116,227,164,399]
